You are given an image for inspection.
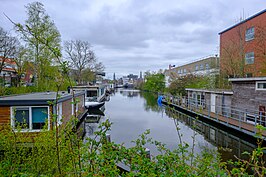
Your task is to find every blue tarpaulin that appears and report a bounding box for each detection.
[157,95,164,106]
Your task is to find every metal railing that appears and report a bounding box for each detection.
[163,94,266,137]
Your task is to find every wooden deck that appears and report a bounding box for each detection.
[163,100,266,139]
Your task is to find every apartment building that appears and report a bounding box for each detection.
[165,56,219,87]
[219,9,266,78]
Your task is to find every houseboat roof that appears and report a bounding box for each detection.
[229,77,266,82]
[219,9,266,35]
[185,88,233,95]
[0,91,85,106]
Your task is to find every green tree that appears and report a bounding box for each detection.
[17,2,61,89]
[143,72,165,92]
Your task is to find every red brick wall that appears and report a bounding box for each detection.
[220,11,266,77]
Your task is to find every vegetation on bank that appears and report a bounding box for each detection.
[0,1,104,95]
[141,72,219,96]
[0,1,265,176]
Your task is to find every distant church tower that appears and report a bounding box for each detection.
[113,73,116,81]
[140,71,142,79]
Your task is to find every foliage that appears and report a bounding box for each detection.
[0,118,227,176]
[167,74,217,96]
[15,2,62,88]
[142,73,165,93]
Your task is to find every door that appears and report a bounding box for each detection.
[211,94,216,113]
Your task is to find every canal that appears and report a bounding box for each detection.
[85,89,259,161]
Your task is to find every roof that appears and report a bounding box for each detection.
[219,9,266,34]
[185,88,233,95]
[229,77,266,82]
[0,91,85,106]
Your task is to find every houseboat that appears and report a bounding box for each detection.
[0,91,87,134]
[72,85,106,109]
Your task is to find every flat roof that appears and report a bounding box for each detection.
[219,9,266,35]
[229,77,266,82]
[0,91,85,106]
[185,88,233,95]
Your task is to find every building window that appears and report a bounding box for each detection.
[200,64,204,70]
[245,27,254,41]
[183,69,187,73]
[205,63,210,70]
[180,69,183,74]
[245,52,254,64]
[11,106,49,131]
[195,65,199,71]
[246,73,253,78]
[256,82,266,90]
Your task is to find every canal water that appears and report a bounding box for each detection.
[85,89,259,161]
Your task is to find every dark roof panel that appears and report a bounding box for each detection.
[0,91,85,106]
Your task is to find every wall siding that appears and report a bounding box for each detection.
[0,106,10,125]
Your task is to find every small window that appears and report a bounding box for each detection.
[12,106,49,131]
[14,107,29,129]
[32,107,48,129]
[246,73,253,78]
[180,69,183,74]
[245,27,254,41]
[200,64,204,70]
[205,63,210,70]
[245,52,254,64]
[256,82,266,90]
[195,65,199,71]
[183,69,187,73]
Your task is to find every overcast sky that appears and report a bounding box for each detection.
[1,0,266,79]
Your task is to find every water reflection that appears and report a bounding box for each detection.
[83,89,262,161]
[119,89,140,98]
[165,107,261,161]
[140,91,162,113]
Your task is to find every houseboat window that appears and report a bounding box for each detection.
[245,52,254,64]
[32,107,48,129]
[245,27,254,41]
[14,107,29,128]
[256,82,266,90]
[12,106,49,131]
[86,90,97,97]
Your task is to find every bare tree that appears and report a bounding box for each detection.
[0,26,19,73]
[13,46,31,86]
[220,24,246,78]
[64,40,96,84]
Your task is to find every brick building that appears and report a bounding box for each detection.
[219,9,266,78]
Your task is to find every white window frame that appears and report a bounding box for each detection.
[256,81,266,91]
[57,103,63,125]
[245,52,254,64]
[245,27,255,41]
[10,106,50,132]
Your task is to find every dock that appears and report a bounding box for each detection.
[162,96,266,141]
